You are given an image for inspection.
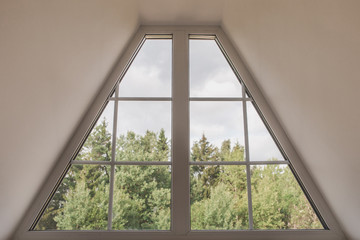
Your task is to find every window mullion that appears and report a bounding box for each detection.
[107,85,118,230]
[243,86,254,229]
[171,30,190,235]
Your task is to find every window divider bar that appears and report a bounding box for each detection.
[189,161,288,165]
[171,30,191,235]
[189,34,216,40]
[73,160,112,165]
[189,97,251,101]
[111,161,172,165]
[108,166,115,230]
[72,160,288,166]
[72,160,172,166]
[146,34,173,39]
[108,86,119,230]
[242,87,254,229]
[110,97,172,101]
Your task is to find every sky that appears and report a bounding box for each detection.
[95,39,284,162]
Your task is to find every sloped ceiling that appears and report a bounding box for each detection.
[0,0,359,240]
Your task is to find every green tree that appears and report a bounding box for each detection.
[76,119,112,162]
[35,119,111,230]
[156,128,170,161]
[54,166,109,230]
[220,140,244,162]
[113,130,171,230]
[191,139,248,229]
[191,183,239,229]
[191,134,221,198]
[36,127,322,231]
[116,130,168,162]
[251,165,322,229]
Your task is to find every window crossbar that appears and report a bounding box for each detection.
[72,160,172,166]
[189,160,288,165]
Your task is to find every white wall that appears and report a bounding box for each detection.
[1,0,360,239]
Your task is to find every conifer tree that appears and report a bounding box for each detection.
[36,123,322,231]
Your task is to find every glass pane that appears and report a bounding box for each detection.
[119,39,172,97]
[251,165,323,229]
[112,165,171,230]
[190,39,242,97]
[34,165,110,230]
[116,101,171,162]
[191,165,248,229]
[75,101,114,161]
[190,102,245,161]
[247,102,284,161]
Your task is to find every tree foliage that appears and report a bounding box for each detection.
[35,119,322,231]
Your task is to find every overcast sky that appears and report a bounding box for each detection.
[95,39,284,162]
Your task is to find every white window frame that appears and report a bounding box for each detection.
[14,26,345,240]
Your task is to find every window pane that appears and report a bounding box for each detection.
[112,165,171,230]
[191,165,248,229]
[190,39,242,97]
[119,39,172,97]
[190,102,245,161]
[247,102,284,161]
[34,165,110,230]
[75,101,114,161]
[116,101,171,162]
[251,165,323,229]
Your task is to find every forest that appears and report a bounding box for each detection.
[35,119,323,231]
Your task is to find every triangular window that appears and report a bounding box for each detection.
[23,28,339,240]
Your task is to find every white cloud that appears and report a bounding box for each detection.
[94,38,284,162]
[190,101,244,148]
[247,102,284,161]
[191,68,242,97]
[119,39,171,97]
[117,101,171,139]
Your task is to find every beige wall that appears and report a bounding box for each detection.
[1,0,359,239]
